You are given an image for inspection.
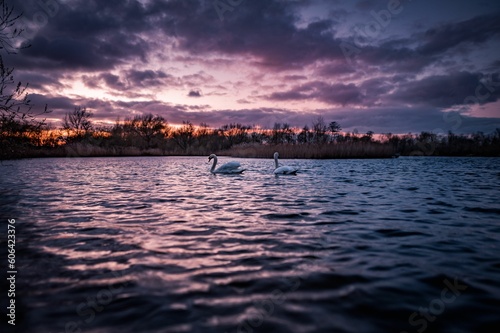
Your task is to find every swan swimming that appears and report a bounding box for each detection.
[273,152,299,175]
[208,154,246,174]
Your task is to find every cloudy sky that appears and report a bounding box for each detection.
[6,0,500,133]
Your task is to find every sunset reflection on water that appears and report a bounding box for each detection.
[1,156,499,333]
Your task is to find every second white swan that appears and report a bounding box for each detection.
[208,154,246,174]
[273,152,299,175]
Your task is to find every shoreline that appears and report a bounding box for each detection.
[2,152,499,162]
[2,138,500,161]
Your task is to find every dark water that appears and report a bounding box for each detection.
[1,156,499,333]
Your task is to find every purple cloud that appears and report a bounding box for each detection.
[4,0,499,135]
[188,90,202,97]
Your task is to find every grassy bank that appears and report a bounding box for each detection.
[3,111,500,160]
[221,142,396,159]
[15,142,396,159]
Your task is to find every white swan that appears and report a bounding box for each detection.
[208,154,246,174]
[273,152,299,175]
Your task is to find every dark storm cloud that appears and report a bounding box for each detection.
[10,0,152,71]
[359,77,394,105]
[17,33,150,71]
[5,0,500,134]
[14,72,65,92]
[318,107,500,134]
[27,93,78,120]
[268,81,364,106]
[91,69,214,95]
[356,43,434,73]
[389,71,500,107]
[127,70,171,86]
[314,62,356,77]
[28,93,73,109]
[12,0,500,77]
[29,91,500,135]
[147,0,347,70]
[355,0,379,11]
[10,0,500,76]
[188,90,202,97]
[82,70,178,94]
[268,69,500,110]
[417,13,500,57]
[100,73,127,91]
[353,11,500,74]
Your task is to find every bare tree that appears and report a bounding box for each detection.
[0,0,49,159]
[135,113,168,148]
[281,123,295,144]
[119,113,168,148]
[172,120,195,151]
[361,130,374,142]
[328,121,341,142]
[298,125,312,144]
[312,116,328,144]
[225,123,250,145]
[196,122,211,137]
[0,0,25,53]
[271,122,283,144]
[62,106,93,138]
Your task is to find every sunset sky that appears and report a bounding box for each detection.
[7,0,500,134]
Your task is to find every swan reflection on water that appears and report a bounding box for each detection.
[208,154,246,174]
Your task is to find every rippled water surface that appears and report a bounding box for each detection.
[1,156,500,333]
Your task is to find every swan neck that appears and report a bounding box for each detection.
[274,155,279,169]
[211,156,217,172]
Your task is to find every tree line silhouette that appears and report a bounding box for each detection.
[2,106,499,160]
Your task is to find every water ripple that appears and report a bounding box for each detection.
[1,156,499,333]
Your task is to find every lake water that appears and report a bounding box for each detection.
[1,156,499,333]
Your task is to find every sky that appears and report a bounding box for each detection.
[6,0,500,134]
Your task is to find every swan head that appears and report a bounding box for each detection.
[273,152,279,159]
[208,154,216,162]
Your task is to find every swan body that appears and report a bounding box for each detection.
[273,152,299,175]
[208,154,245,174]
